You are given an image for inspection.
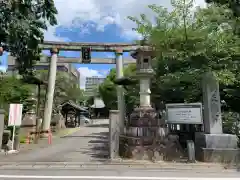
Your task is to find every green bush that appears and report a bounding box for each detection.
[222,111,240,147]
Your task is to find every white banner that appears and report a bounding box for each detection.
[8,104,23,126]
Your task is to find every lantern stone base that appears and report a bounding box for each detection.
[119,135,184,161]
[120,107,184,161]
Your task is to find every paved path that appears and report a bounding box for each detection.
[1,119,109,162]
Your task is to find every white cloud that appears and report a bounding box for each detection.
[44,26,70,41]
[0,66,6,72]
[44,0,206,41]
[45,0,207,89]
[78,67,108,89]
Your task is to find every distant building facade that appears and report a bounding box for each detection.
[7,56,80,88]
[85,76,105,97]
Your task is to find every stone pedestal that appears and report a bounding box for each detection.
[109,110,120,159]
[51,113,65,131]
[195,132,239,163]
[20,113,36,138]
[120,107,182,161]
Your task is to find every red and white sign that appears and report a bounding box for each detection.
[8,104,23,126]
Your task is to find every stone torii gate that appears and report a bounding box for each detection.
[39,41,139,134]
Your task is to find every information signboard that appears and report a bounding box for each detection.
[165,103,203,124]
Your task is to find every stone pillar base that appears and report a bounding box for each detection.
[20,113,36,141]
[195,132,239,163]
[199,148,240,163]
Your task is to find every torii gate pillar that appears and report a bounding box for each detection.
[115,49,125,134]
[42,48,58,133]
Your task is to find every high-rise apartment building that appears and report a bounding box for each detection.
[85,76,105,97]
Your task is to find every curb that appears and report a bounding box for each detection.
[0,161,237,170]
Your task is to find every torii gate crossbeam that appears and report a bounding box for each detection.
[40,41,139,52]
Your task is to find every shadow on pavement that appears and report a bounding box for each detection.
[85,124,109,128]
[81,132,110,162]
[59,125,110,162]
[60,135,98,138]
[57,121,110,162]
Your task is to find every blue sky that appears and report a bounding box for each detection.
[0,0,206,89]
[56,22,132,74]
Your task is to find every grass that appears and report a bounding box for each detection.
[53,127,80,138]
[19,135,27,144]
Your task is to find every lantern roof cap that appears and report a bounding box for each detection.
[130,46,155,59]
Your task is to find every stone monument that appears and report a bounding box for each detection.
[195,72,239,162]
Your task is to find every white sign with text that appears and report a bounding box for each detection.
[166,103,203,124]
[8,104,23,126]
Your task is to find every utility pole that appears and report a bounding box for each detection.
[42,48,58,134]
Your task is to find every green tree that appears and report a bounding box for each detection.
[0,0,58,75]
[99,64,139,115]
[0,76,32,105]
[36,70,85,115]
[127,0,240,135]
[0,76,32,124]
[205,0,240,34]
[128,1,240,106]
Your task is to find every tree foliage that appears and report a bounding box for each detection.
[36,70,85,114]
[0,75,33,122]
[205,0,240,34]
[128,1,240,110]
[99,64,138,116]
[0,0,58,74]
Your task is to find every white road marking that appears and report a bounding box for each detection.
[0,175,238,179]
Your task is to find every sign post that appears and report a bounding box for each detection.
[8,104,23,153]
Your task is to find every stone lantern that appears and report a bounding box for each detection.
[131,46,154,108]
[119,46,162,160]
